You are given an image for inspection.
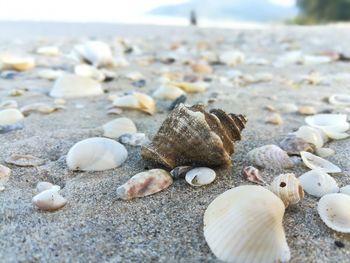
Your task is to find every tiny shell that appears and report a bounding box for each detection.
[37,69,63,80]
[0,123,24,134]
[36,182,60,193]
[32,188,67,211]
[219,50,245,66]
[298,106,316,115]
[317,193,350,233]
[294,125,326,148]
[266,113,283,125]
[279,135,315,156]
[339,185,350,195]
[315,147,335,158]
[2,56,35,71]
[116,169,173,200]
[268,173,304,207]
[0,108,24,125]
[171,81,207,93]
[36,46,60,56]
[0,164,11,191]
[185,167,216,187]
[302,55,331,65]
[124,72,144,81]
[73,41,113,67]
[20,103,62,116]
[241,166,266,185]
[300,151,341,173]
[67,137,127,171]
[119,133,149,146]
[329,94,350,106]
[298,170,339,197]
[170,166,192,179]
[0,100,18,109]
[153,85,185,100]
[305,114,349,134]
[246,145,294,170]
[5,154,45,167]
[191,62,213,74]
[113,92,156,115]
[74,64,105,82]
[102,117,137,139]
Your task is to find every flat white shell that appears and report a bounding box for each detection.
[0,108,24,125]
[298,170,339,197]
[32,188,67,211]
[36,182,60,193]
[300,151,341,173]
[204,185,290,263]
[317,193,350,233]
[73,41,113,67]
[37,69,63,80]
[102,117,137,139]
[329,94,350,106]
[66,137,128,171]
[185,167,216,187]
[153,85,185,100]
[36,46,60,56]
[50,74,103,98]
[305,114,349,133]
[339,185,350,196]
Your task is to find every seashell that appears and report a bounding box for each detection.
[113,92,156,115]
[1,56,35,71]
[0,122,24,134]
[102,117,137,139]
[278,103,298,113]
[124,72,144,81]
[264,105,276,112]
[246,145,294,170]
[302,55,331,65]
[54,98,66,106]
[305,114,349,135]
[119,133,149,146]
[301,71,322,85]
[241,166,266,185]
[171,81,207,93]
[50,74,103,98]
[191,62,213,74]
[37,69,63,80]
[265,113,283,125]
[329,94,350,106]
[100,69,116,81]
[298,170,339,197]
[298,105,316,115]
[152,84,185,100]
[204,185,290,263]
[67,137,127,171]
[116,169,173,200]
[0,164,11,191]
[275,51,303,66]
[36,182,60,193]
[300,151,341,173]
[20,103,63,116]
[74,64,105,82]
[141,104,247,169]
[0,100,18,109]
[10,88,26,97]
[170,166,192,179]
[73,41,113,67]
[317,193,350,233]
[242,72,273,84]
[315,147,335,158]
[0,108,24,125]
[279,135,315,156]
[268,173,304,207]
[106,107,123,115]
[219,50,245,66]
[169,94,187,111]
[131,79,146,88]
[36,46,59,56]
[32,187,67,211]
[5,154,45,167]
[185,167,216,187]
[294,125,326,148]
[339,185,350,196]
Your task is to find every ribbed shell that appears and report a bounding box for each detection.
[141,104,246,169]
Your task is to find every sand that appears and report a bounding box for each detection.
[0,22,350,262]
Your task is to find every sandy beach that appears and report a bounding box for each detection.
[0,22,350,262]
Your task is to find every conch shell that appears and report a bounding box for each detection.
[141,104,247,169]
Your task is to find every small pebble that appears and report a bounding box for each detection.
[298,106,316,115]
[132,79,146,88]
[266,113,283,125]
[334,241,345,248]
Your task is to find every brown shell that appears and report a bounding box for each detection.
[141,104,246,169]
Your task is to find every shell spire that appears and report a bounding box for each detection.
[141,104,247,169]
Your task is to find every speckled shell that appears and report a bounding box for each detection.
[141,104,246,169]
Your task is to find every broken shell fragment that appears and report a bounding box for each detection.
[5,154,45,167]
[185,167,216,187]
[298,170,339,198]
[36,182,60,193]
[141,104,247,169]
[300,151,341,173]
[32,187,67,211]
[0,164,11,191]
[153,84,185,100]
[204,185,290,263]
[247,145,294,170]
[20,103,62,116]
[170,166,192,179]
[268,173,304,207]
[317,193,350,233]
[37,69,63,80]
[74,64,105,81]
[294,125,326,148]
[329,94,350,107]
[67,137,127,171]
[305,114,349,134]
[279,135,315,156]
[116,169,173,200]
[340,185,350,196]
[241,166,266,185]
[0,108,24,125]
[266,113,283,125]
[72,41,113,67]
[113,92,156,115]
[102,117,137,139]
[119,133,149,146]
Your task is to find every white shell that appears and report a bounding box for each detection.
[66,137,127,171]
[300,151,341,173]
[294,125,326,148]
[219,50,245,66]
[1,56,35,71]
[74,64,105,82]
[20,103,62,116]
[73,41,113,67]
[315,147,335,158]
[0,108,24,125]
[340,185,350,196]
[302,55,331,65]
[37,69,63,80]
[305,114,349,134]
[0,100,18,109]
[171,81,207,93]
[204,185,290,263]
[329,94,350,106]
[153,85,185,100]
[102,117,137,139]
[113,92,156,115]
[119,133,149,146]
[317,193,350,233]
[50,74,103,98]
[36,46,60,56]
[185,167,216,187]
[36,182,60,193]
[246,144,294,170]
[298,170,339,197]
[0,164,11,191]
[32,188,67,211]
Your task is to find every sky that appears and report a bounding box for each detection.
[0,0,296,24]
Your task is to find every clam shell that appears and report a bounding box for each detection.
[171,82,207,93]
[241,166,266,185]
[305,114,349,134]
[37,69,63,80]
[294,125,326,148]
[66,137,128,171]
[50,74,103,98]
[219,50,245,66]
[317,193,350,233]
[0,100,18,109]
[170,166,192,179]
[73,41,113,67]
[36,182,60,193]
[2,56,35,71]
[298,170,339,197]
[268,173,304,207]
[32,188,67,211]
[300,151,341,173]
[204,185,290,263]
[116,169,173,200]
[5,154,45,167]
[0,108,24,125]
[113,92,156,115]
[102,117,137,139]
[74,64,105,82]
[185,167,216,187]
[329,94,350,106]
[36,46,60,56]
[191,62,212,74]
[0,164,11,191]
[246,145,294,170]
[279,135,315,156]
[141,104,246,169]
[298,106,316,115]
[153,85,185,100]
[340,185,350,196]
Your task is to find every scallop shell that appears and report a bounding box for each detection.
[113,92,156,115]
[66,137,128,171]
[185,167,216,187]
[0,108,24,125]
[305,114,349,134]
[32,187,67,211]
[246,145,294,170]
[300,151,341,173]
[340,185,350,196]
[329,94,350,106]
[219,50,245,66]
[1,56,35,71]
[171,82,207,93]
[36,182,60,193]
[241,166,266,185]
[36,46,60,56]
[279,135,315,156]
[116,169,173,200]
[170,166,192,179]
[294,125,326,148]
[0,164,11,191]
[204,185,290,263]
[74,64,105,81]
[141,104,247,169]
[317,193,350,233]
[268,173,304,207]
[50,74,103,98]
[102,117,137,139]
[73,41,113,67]
[5,154,45,167]
[20,103,63,116]
[152,85,185,100]
[298,170,339,197]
